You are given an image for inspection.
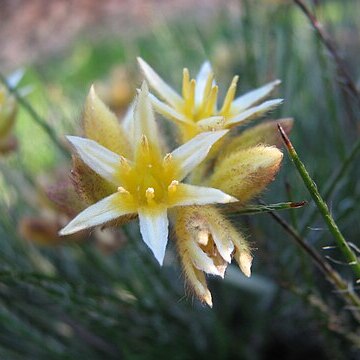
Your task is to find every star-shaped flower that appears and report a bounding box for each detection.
[59,83,237,265]
[138,57,283,142]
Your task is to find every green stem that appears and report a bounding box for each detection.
[278,124,360,280]
[226,201,306,216]
[301,137,360,235]
[0,72,70,157]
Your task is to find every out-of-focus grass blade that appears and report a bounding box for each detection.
[6,68,25,88]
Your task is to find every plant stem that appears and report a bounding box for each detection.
[226,201,306,216]
[278,124,360,280]
[0,72,70,157]
[301,137,360,235]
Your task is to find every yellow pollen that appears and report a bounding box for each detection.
[117,186,129,194]
[145,187,155,203]
[163,153,172,163]
[168,180,179,193]
[119,156,131,171]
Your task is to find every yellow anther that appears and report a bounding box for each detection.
[117,186,129,194]
[168,180,179,193]
[163,153,172,164]
[145,187,155,202]
[119,156,131,171]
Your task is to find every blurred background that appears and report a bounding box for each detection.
[0,0,359,358]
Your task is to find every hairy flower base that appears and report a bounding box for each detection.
[174,206,252,307]
[209,145,283,203]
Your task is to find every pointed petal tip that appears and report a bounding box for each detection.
[140,80,149,92]
[155,255,164,266]
[271,98,284,105]
[138,209,169,268]
[137,56,145,65]
[200,60,212,73]
[65,134,80,145]
[89,83,96,94]
[58,228,66,236]
[58,225,75,237]
[88,84,101,102]
[226,194,238,203]
[204,291,213,307]
[239,253,253,277]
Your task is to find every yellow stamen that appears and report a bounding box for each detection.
[203,85,218,118]
[220,75,239,116]
[168,180,179,193]
[119,156,131,172]
[188,79,196,114]
[117,186,130,194]
[145,187,155,204]
[182,68,190,99]
[203,72,214,99]
[163,153,172,164]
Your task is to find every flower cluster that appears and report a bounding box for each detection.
[60,59,290,306]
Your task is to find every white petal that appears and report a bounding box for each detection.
[188,240,223,277]
[173,184,237,206]
[149,93,192,125]
[171,130,228,180]
[137,57,182,107]
[209,225,234,263]
[134,82,161,147]
[231,80,281,113]
[59,193,131,235]
[138,208,169,266]
[195,61,213,106]
[196,116,224,131]
[66,136,121,184]
[226,99,283,127]
[121,101,135,147]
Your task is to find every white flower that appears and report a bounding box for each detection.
[59,82,236,265]
[138,57,283,141]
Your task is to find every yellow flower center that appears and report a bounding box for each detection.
[177,69,239,141]
[114,135,180,209]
